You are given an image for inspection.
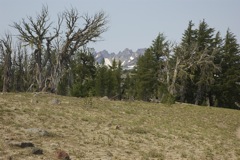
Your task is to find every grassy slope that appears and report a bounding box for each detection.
[0,93,240,160]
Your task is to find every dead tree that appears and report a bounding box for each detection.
[12,5,62,91]
[12,5,108,93]
[235,102,240,109]
[0,33,13,92]
[52,8,108,92]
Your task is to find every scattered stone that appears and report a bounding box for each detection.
[149,98,160,103]
[32,147,43,155]
[50,98,61,105]
[100,96,109,101]
[21,142,35,148]
[56,149,71,160]
[25,128,50,136]
[9,141,34,148]
[115,125,121,130]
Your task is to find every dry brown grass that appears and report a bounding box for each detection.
[0,92,240,159]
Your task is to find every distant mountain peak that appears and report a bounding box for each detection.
[93,48,146,70]
[123,48,132,52]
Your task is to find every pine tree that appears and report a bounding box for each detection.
[135,33,172,102]
[95,63,108,97]
[175,20,220,105]
[69,49,96,97]
[122,72,132,99]
[101,59,123,99]
[193,20,216,105]
[196,20,215,51]
[116,60,123,99]
[215,29,240,108]
[177,21,197,103]
[135,49,159,101]
[181,20,197,47]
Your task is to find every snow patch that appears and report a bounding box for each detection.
[127,65,135,69]
[130,56,134,60]
[104,58,112,66]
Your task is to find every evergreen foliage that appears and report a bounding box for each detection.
[70,49,96,97]
[94,58,123,99]
[135,34,173,103]
[214,29,240,108]
[95,63,108,97]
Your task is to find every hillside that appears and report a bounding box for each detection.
[0,93,240,159]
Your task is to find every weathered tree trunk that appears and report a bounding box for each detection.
[3,53,12,92]
[34,49,44,91]
[169,57,181,95]
[195,84,203,105]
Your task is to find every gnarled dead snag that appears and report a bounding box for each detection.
[12,5,108,92]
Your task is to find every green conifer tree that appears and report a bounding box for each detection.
[135,49,158,100]
[95,63,108,97]
[70,50,96,97]
[215,29,240,108]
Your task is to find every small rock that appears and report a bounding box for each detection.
[25,128,50,136]
[9,141,34,148]
[20,142,35,148]
[50,98,61,105]
[115,125,121,130]
[32,147,43,155]
[100,96,109,101]
[56,149,71,160]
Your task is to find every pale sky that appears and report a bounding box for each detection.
[0,0,239,53]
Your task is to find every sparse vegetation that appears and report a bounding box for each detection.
[0,93,240,159]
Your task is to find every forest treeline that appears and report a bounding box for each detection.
[0,6,239,109]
